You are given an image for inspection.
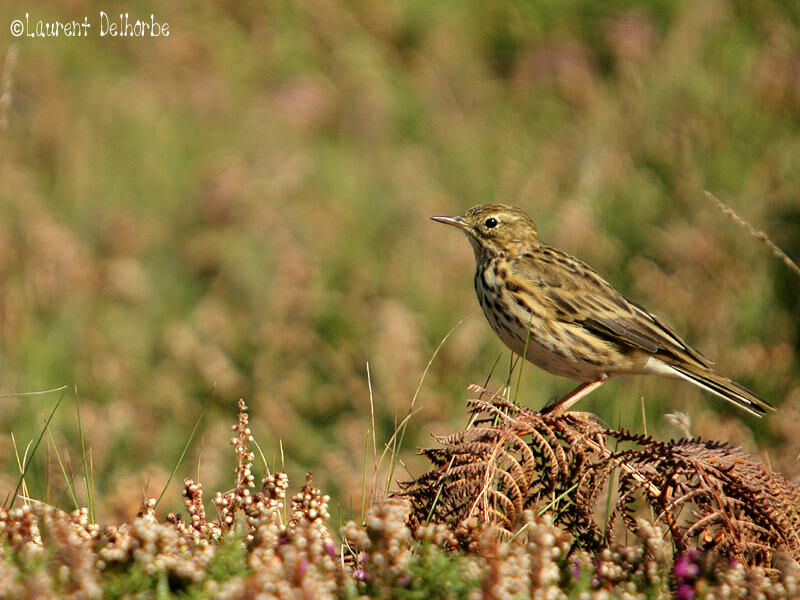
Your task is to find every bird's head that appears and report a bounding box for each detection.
[431,204,540,260]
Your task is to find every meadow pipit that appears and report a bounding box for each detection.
[432,204,775,417]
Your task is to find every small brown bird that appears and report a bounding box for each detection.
[432,204,774,417]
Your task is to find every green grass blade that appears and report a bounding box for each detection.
[361,431,369,525]
[155,397,209,511]
[72,385,96,522]
[47,428,80,511]
[8,386,69,509]
[385,315,471,494]
[513,316,534,402]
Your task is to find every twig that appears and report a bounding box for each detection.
[705,191,800,279]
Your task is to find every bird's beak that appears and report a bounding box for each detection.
[431,215,468,230]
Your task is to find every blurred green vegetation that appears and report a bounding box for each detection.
[0,0,798,522]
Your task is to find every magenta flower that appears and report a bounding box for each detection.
[676,583,696,600]
[297,560,308,576]
[323,541,336,557]
[674,553,700,580]
[570,558,581,580]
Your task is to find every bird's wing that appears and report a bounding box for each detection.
[510,247,711,367]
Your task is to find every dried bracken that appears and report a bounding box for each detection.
[606,432,800,569]
[401,385,800,570]
[400,385,609,546]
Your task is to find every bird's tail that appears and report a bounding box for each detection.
[668,363,775,417]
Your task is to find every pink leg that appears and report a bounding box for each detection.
[540,377,607,415]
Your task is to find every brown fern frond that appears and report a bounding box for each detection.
[605,434,800,566]
[400,386,800,567]
[401,385,608,542]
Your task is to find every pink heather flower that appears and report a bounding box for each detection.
[676,583,696,600]
[297,560,308,576]
[324,541,336,557]
[570,557,581,579]
[674,554,700,580]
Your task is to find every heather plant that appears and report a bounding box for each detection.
[1,1,799,521]
[0,399,797,598]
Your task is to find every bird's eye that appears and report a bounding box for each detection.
[484,217,498,229]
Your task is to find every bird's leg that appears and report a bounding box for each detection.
[540,377,608,415]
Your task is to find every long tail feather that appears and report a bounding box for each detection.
[668,363,775,417]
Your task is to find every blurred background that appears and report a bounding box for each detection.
[0,0,798,523]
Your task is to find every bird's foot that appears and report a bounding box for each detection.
[539,378,608,416]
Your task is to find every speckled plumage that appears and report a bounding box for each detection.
[432,203,774,417]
